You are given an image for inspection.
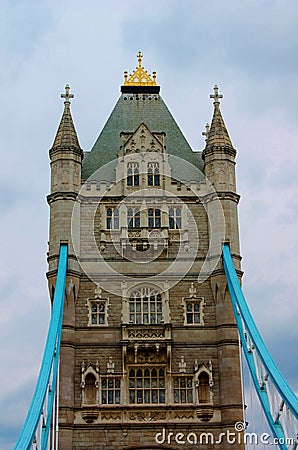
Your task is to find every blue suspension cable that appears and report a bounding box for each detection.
[14,244,68,450]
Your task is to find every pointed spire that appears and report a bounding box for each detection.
[51,84,81,150]
[204,85,234,150]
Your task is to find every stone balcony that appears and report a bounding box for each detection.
[121,324,172,343]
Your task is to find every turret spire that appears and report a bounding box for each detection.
[204,84,234,150]
[51,84,81,150]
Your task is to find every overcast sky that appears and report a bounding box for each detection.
[1,1,297,448]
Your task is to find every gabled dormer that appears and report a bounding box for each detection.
[119,123,165,156]
[115,122,171,187]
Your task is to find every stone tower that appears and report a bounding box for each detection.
[48,53,244,449]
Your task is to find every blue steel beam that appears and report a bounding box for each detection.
[14,244,68,450]
[222,243,298,450]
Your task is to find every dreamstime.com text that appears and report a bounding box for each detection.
[155,422,297,446]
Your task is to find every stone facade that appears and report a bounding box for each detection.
[47,61,244,449]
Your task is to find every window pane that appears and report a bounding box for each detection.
[159,390,165,403]
[108,390,113,404]
[99,314,105,324]
[154,174,160,186]
[174,389,179,403]
[129,391,135,403]
[187,313,193,324]
[152,390,158,403]
[144,390,150,403]
[181,390,186,403]
[115,390,120,404]
[137,391,143,403]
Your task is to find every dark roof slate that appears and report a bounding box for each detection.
[82,94,203,180]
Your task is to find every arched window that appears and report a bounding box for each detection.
[186,302,200,324]
[148,208,161,228]
[90,301,106,325]
[129,287,162,324]
[148,163,160,186]
[106,207,119,229]
[127,208,140,228]
[85,373,96,405]
[198,371,210,403]
[129,367,165,404]
[127,162,139,186]
[169,207,181,229]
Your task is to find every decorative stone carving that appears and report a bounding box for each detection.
[129,411,166,421]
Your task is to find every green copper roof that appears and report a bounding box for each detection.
[82,93,204,181]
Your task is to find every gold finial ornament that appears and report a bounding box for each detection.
[123,51,157,86]
[137,51,143,67]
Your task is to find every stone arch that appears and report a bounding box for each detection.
[81,363,100,405]
[194,362,214,404]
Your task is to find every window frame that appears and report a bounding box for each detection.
[100,376,121,405]
[129,287,163,325]
[169,207,182,230]
[127,162,139,187]
[127,207,140,229]
[181,297,205,326]
[173,375,194,404]
[87,297,109,327]
[148,208,161,228]
[147,162,160,186]
[106,207,119,230]
[128,366,166,404]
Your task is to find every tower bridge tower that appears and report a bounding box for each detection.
[48,53,244,449]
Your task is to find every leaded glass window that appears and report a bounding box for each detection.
[106,207,119,229]
[127,162,139,186]
[186,302,200,324]
[101,377,121,404]
[174,377,193,403]
[148,208,161,228]
[169,207,181,229]
[148,162,160,186]
[90,301,106,325]
[129,367,165,404]
[129,287,162,324]
[127,208,140,228]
